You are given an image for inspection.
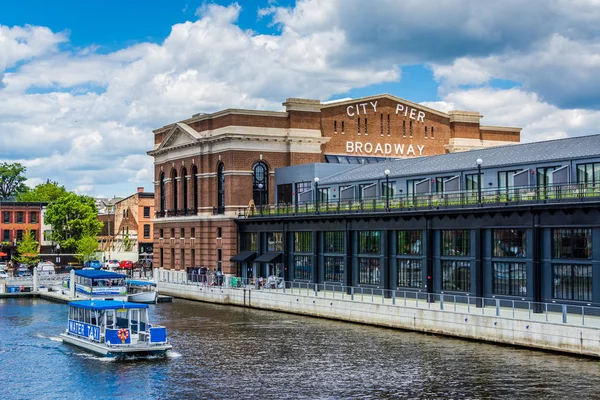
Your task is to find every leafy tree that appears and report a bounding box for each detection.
[14,230,40,266]
[17,181,67,202]
[44,192,103,252]
[76,236,99,263]
[123,232,133,252]
[0,162,28,200]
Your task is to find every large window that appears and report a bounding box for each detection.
[492,262,527,296]
[3,211,9,223]
[577,162,600,185]
[267,232,283,252]
[253,162,268,208]
[358,231,381,254]
[2,230,10,241]
[159,172,166,214]
[441,260,470,292]
[498,170,520,192]
[324,232,344,253]
[181,167,188,214]
[397,231,422,255]
[397,260,422,288]
[435,176,452,193]
[553,264,592,301]
[143,207,150,218]
[324,256,345,282]
[382,181,396,198]
[465,173,479,191]
[295,181,311,203]
[493,229,527,257]
[552,229,592,259]
[359,258,380,285]
[442,230,470,256]
[171,169,178,213]
[217,163,225,214]
[294,255,312,280]
[143,224,150,239]
[29,212,37,223]
[537,166,559,189]
[294,232,312,253]
[242,233,258,251]
[191,165,198,214]
[16,212,24,223]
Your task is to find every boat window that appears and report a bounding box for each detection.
[77,308,84,322]
[106,310,115,329]
[84,309,91,324]
[69,307,73,320]
[116,310,128,328]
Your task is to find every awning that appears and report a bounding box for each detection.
[230,251,257,263]
[254,252,283,263]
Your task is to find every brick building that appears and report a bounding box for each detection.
[0,202,46,261]
[148,94,521,274]
[111,187,155,256]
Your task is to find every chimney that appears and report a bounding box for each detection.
[137,187,144,193]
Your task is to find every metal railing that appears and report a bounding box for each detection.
[158,274,600,328]
[243,182,600,218]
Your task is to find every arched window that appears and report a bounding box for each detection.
[217,163,225,214]
[160,172,166,216]
[252,162,268,208]
[181,167,188,215]
[171,168,178,215]
[191,165,198,215]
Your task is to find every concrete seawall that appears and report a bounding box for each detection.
[158,282,600,358]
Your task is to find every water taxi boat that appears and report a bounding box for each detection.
[71,270,128,300]
[127,280,158,304]
[60,300,172,357]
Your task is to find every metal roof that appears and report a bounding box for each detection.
[67,300,149,310]
[75,270,126,279]
[319,134,600,184]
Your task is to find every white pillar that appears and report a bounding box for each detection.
[69,269,76,299]
[33,267,39,292]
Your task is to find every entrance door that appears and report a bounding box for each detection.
[129,309,140,343]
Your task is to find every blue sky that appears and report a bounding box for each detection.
[1,0,599,197]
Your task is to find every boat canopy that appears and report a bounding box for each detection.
[75,270,126,279]
[127,280,157,286]
[68,300,149,310]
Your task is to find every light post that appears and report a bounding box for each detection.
[476,158,483,206]
[384,169,390,211]
[314,177,320,213]
[258,183,264,215]
[55,243,61,265]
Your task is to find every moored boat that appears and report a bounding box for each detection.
[72,269,128,301]
[127,280,158,304]
[60,300,172,357]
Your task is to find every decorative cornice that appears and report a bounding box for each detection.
[448,111,483,124]
[480,125,522,133]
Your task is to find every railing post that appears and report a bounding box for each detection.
[404,291,407,306]
[545,303,548,321]
[440,294,444,310]
[512,300,515,318]
[467,296,470,313]
[582,307,585,326]
[496,299,500,316]
[562,304,567,324]
[392,290,396,305]
[351,287,354,301]
[428,293,431,309]
[314,284,318,297]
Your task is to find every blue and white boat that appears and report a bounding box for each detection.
[71,270,128,300]
[127,279,158,304]
[60,300,173,357]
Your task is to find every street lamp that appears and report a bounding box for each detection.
[476,158,483,206]
[258,183,264,215]
[384,169,391,211]
[314,177,320,213]
[55,243,61,265]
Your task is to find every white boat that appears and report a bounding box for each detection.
[60,300,172,358]
[70,269,128,301]
[127,280,158,304]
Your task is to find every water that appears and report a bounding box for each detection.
[2,298,600,400]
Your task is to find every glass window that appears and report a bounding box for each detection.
[397,259,422,288]
[358,231,381,254]
[16,212,24,223]
[324,232,344,253]
[493,229,527,257]
[552,229,592,259]
[382,181,396,198]
[242,233,258,251]
[3,230,10,241]
[16,230,23,241]
[465,173,479,191]
[253,162,268,208]
[3,212,9,223]
[191,227,195,238]
[324,256,344,282]
[358,258,380,285]
[435,177,452,193]
[441,260,470,292]
[143,224,150,238]
[577,162,600,185]
[492,262,527,296]
[397,231,422,255]
[553,264,592,301]
[267,232,283,252]
[295,181,311,203]
[294,255,312,280]
[294,232,312,253]
[498,170,520,192]
[29,212,37,223]
[143,207,150,218]
[442,230,470,257]
[217,163,225,213]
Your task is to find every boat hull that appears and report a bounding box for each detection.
[60,333,172,358]
[127,290,158,304]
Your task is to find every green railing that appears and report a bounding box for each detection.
[245,183,600,218]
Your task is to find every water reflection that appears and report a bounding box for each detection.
[2,298,600,399]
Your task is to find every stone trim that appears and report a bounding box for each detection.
[480,126,522,133]
[448,111,483,124]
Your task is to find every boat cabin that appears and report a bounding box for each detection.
[74,270,127,300]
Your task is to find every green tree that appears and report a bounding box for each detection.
[14,229,40,266]
[76,235,99,263]
[44,192,103,252]
[17,181,67,202]
[0,162,28,200]
[123,232,133,252]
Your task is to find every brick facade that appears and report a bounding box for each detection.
[0,202,45,261]
[149,94,521,274]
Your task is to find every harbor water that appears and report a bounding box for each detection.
[2,297,600,399]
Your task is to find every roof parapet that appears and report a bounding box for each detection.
[448,110,483,124]
[282,98,322,112]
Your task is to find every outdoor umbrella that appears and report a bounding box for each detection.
[0,251,7,257]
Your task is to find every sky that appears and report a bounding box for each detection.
[1,0,600,198]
